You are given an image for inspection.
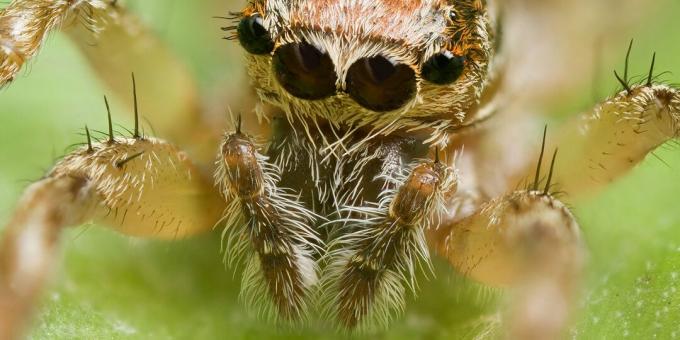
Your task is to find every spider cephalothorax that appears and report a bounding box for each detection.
[230,0,495,147]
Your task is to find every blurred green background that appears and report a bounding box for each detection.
[1,1,680,339]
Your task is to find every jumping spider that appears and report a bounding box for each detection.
[1,0,679,339]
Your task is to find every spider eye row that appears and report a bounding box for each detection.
[237,14,466,111]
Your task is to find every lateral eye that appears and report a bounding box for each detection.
[421,51,465,85]
[237,14,275,55]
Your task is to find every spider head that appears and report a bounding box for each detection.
[232,0,494,144]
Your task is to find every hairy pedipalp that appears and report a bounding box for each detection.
[320,159,458,330]
[215,132,323,321]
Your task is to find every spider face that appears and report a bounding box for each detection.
[235,0,494,140]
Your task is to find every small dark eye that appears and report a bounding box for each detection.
[421,51,465,85]
[273,42,337,100]
[346,55,417,112]
[237,14,274,55]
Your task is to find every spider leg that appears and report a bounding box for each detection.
[0,1,214,159]
[543,84,680,198]
[215,128,321,321]
[430,190,585,340]
[464,81,680,203]
[0,175,92,340]
[322,159,458,330]
[0,135,223,339]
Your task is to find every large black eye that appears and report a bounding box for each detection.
[421,51,465,85]
[237,14,274,55]
[346,55,417,112]
[273,42,337,100]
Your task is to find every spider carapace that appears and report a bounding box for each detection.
[1,0,679,339]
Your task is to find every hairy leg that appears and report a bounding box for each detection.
[464,1,661,200]
[464,81,680,204]
[430,190,584,340]
[0,175,92,340]
[0,133,223,339]
[0,0,109,86]
[546,84,679,198]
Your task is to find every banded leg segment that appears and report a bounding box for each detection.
[323,160,458,330]
[0,135,223,339]
[432,191,584,340]
[216,131,321,321]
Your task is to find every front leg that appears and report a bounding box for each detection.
[431,189,585,340]
[215,129,321,321]
[545,83,679,198]
[0,134,223,339]
[322,158,458,330]
[0,175,93,340]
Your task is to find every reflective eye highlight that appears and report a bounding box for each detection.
[421,51,465,85]
[237,14,274,55]
[346,55,417,112]
[273,42,337,100]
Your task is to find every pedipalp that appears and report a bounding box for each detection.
[322,158,458,330]
[215,128,322,321]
